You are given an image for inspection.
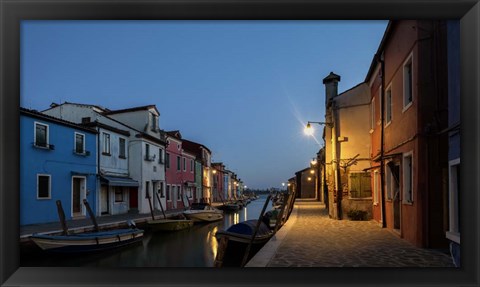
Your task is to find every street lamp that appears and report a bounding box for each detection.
[304,121,333,136]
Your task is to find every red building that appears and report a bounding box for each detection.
[366,20,449,248]
[211,162,225,203]
[165,131,196,210]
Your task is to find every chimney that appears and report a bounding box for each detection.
[323,72,341,107]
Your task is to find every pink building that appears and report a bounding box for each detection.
[211,162,225,202]
[165,131,196,210]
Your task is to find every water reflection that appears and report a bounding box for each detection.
[21,195,269,267]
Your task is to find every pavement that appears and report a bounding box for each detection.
[246,199,455,267]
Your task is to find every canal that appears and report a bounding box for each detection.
[21,195,270,267]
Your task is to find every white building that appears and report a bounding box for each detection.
[43,102,167,215]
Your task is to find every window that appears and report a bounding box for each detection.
[177,186,181,201]
[403,55,413,109]
[115,187,124,202]
[349,172,372,198]
[190,159,194,172]
[177,156,181,171]
[150,113,157,131]
[37,174,51,199]
[74,132,85,154]
[447,159,460,243]
[102,133,111,155]
[145,181,150,199]
[159,148,163,163]
[385,87,392,124]
[373,170,380,204]
[158,183,164,198]
[403,153,413,203]
[34,122,48,148]
[119,138,126,158]
[183,157,186,171]
[166,153,170,168]
[145,143,151,161]
[166,185,171,201]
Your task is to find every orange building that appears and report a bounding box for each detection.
[365,20,449,248]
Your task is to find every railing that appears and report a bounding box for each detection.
[144,155,155,161]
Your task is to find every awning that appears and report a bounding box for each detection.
[100,176,139,187]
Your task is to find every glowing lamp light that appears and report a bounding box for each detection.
[304,123,314,136]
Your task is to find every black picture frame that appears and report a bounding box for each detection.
[1,0,478,286]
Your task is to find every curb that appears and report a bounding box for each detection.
[245,204,298,267]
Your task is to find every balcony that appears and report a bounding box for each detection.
[144,155,156,161]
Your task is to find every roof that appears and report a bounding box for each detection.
[364,21,393,83]
[83,121,131,136]
[20,107,97,134]
[43,102,109,113]
[181,138,212,155]
[102,105,160,116]
[166,130,182,140]
[295,167,314,175]
[135,132,166,146]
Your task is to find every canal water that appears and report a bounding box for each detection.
[21,195,270,267]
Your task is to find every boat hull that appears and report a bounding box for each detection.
[214,219,273,267]
[147,219,193,232]
[183,211,223,222]
[30,229,144,253]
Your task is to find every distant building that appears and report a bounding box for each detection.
[181,138,213,203]
[294,167,316,198]
[211,162,225,202]
[20,108,97,225]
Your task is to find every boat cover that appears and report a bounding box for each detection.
[226,220,271,236]
[32,228,143,240]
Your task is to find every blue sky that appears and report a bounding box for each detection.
[21,20,388,190]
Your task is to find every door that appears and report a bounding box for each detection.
[389,163,401,231]
[100,185,109,215]
[72,177,86,217]
[129,187,138,209]
[173,186,178,209]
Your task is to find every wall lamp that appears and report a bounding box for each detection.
[304,121,333,136]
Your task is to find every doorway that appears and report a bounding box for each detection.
[72,176,86,218]
[388,162,401,231]
[100,185,109,215]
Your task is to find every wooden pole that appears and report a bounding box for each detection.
[55,200,69,236]
[155,191,167,219]
[240,194,272,267]
[82,199,99,232]
[146,191,155,220]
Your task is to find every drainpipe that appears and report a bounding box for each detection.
[332,101,342,220]
[379,52,387,228]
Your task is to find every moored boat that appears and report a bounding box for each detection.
[147,219,193,232]
[216,202,240,213]
[183,203,223,222]
[30,228,144,253]
[213,218,274,267]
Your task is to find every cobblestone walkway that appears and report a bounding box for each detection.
[267,200,455,267]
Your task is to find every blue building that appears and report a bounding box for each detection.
[20,108,98,225]
[445,20,461,267]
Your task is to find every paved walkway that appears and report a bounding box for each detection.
[248,199,454,267]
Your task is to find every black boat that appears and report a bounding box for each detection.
[214,218,274,267]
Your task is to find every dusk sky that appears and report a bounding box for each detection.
[21,20,388,190]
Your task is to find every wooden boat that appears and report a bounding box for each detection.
[30,228,144,253]
[147,219,193,232]
[183,203,223,222]
[216,202,240,213]
[30,200,144,253]
[146,191,193,232]
[214,191,297,267]
[214,219,274,267]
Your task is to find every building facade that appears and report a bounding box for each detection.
[20,108,97,225]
